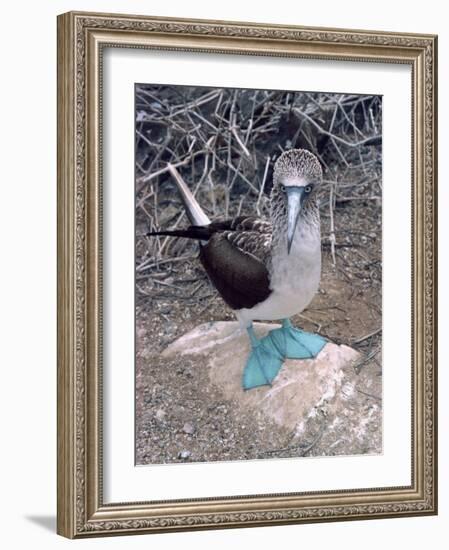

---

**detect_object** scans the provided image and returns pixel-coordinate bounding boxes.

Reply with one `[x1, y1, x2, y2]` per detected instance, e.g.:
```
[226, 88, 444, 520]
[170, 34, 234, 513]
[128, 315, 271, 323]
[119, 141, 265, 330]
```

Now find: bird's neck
[270, 196, 320, 250]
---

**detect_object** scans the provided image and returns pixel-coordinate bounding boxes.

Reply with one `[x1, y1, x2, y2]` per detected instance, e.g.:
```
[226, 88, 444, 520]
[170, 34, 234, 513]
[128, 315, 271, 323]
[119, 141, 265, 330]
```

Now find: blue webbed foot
[267, 319, 327, 360]
[242, 326, 284, 390]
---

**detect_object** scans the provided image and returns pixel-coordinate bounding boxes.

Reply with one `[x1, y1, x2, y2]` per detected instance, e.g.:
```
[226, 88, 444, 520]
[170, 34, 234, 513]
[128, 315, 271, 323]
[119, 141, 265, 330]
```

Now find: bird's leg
[246, 325, 260, 347]
[242, 324, 284, 390]
[265, 318, 327, 360]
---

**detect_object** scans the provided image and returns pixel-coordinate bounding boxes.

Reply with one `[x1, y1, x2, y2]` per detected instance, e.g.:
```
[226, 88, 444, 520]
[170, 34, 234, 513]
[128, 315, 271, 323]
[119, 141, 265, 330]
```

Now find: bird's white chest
[235, 225, 321, 326]
[270, 225, 321, 296]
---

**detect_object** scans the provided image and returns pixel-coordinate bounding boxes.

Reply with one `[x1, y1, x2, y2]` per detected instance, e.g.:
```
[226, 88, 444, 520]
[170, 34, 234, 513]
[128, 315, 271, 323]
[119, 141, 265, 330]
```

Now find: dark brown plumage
[199, 217, 272, 310]
[149, 216, 273, 310]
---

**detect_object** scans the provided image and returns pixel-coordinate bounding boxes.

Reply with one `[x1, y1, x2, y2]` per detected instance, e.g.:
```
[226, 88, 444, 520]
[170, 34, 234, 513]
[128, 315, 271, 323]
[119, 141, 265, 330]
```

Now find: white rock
[182, 422, 195, 435]
[178, 450, 191, 459]
[163, 321, 361, 433]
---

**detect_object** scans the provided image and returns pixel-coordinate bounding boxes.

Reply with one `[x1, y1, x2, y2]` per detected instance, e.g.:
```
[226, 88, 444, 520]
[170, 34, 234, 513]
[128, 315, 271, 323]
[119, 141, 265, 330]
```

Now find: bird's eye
[304, 185, 312, 193]
[280, 184, 287, 193]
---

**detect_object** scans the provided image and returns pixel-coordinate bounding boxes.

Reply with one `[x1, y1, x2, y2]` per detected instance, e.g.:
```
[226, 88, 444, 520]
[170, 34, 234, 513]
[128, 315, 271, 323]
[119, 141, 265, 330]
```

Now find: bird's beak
[286, 186, 305, 254]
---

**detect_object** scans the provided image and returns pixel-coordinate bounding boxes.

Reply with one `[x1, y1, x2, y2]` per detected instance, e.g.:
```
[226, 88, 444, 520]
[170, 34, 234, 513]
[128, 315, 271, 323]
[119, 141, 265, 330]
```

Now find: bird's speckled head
[270, 149, 322, 253]
[273, 148, 323, 190]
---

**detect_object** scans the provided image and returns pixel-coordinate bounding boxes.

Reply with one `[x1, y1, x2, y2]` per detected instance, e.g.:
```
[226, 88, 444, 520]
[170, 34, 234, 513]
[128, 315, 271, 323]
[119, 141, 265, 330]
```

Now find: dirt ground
[135, 200, 382, 465]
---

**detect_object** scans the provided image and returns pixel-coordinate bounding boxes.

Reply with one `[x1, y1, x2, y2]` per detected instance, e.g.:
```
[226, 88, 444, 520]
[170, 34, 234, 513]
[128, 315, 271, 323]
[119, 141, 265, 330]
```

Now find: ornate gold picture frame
[57, 11, 437, 538]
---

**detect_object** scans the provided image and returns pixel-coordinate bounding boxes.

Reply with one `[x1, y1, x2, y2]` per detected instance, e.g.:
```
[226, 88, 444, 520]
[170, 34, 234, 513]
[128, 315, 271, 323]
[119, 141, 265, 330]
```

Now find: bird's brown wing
[199, 219, 273, 311]
[209, 216, 272, 237]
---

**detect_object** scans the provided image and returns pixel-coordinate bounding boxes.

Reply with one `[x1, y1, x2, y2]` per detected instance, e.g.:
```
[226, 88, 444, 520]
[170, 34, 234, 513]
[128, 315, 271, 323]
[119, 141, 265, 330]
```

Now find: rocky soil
[136, 240, 382, 465]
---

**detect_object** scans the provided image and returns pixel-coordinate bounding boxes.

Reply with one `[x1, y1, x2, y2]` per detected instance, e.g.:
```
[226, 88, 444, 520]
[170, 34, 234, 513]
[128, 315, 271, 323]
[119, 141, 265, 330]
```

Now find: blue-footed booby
[148, 149, 327, 390]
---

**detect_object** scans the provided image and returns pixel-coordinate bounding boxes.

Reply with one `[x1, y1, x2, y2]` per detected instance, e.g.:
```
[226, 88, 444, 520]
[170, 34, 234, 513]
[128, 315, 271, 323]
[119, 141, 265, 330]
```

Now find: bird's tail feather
[167, 164, 211, 226]
[147, 226, 211, 241]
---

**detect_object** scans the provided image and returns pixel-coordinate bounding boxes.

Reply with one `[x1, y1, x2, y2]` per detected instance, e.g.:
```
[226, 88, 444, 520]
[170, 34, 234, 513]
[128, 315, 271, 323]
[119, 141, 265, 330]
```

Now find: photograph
[134, 83, 383, 465]
[55, 9, 437, 538]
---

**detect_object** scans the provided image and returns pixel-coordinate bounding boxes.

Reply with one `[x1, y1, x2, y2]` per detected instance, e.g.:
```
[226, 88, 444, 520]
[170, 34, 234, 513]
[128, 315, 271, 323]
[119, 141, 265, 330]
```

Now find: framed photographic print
[57, 11, 438, 538]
